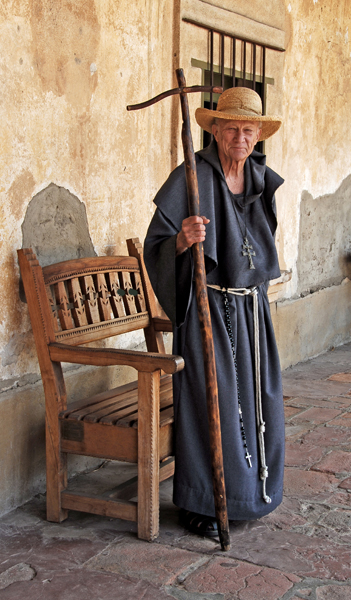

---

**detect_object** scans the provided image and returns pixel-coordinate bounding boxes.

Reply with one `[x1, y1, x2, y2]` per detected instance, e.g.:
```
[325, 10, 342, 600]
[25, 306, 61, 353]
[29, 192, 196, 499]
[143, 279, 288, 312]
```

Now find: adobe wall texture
[0, 0, 350, 513]
[176, 0, 351, 367]
[270, 0, 351, 366]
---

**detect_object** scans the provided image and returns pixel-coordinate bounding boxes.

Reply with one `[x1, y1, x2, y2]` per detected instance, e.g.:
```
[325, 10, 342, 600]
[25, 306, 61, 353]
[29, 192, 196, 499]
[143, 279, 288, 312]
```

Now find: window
[187, 22, 282, 152]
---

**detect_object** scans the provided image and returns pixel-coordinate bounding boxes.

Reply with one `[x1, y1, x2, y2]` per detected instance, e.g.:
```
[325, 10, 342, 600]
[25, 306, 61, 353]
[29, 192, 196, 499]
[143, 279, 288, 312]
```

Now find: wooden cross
[127, 69, 230, 552]
[242, 237, 256, 270]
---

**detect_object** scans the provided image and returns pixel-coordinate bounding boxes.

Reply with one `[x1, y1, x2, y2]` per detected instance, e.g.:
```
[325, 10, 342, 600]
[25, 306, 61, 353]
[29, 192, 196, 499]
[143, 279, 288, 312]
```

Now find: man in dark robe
[144, 87, 285, 537]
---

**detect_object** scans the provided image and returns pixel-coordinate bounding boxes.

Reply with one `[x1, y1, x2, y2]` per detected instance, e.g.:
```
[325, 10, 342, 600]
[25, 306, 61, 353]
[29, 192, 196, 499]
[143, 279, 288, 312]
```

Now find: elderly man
[144, 87, 285, 537]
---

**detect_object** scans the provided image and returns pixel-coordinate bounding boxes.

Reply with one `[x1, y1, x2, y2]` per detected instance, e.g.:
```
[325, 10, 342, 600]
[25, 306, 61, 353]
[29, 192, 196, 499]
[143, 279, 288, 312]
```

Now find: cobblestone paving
[1, 343, 351, 599]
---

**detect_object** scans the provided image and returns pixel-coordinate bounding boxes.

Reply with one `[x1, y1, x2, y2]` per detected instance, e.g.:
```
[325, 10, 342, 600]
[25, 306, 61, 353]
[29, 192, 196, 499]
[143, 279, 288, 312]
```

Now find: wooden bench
[18, 238, 182, 541]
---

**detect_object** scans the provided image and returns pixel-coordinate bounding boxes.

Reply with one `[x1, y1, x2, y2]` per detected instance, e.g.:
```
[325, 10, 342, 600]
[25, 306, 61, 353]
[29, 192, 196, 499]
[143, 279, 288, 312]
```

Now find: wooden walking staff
[127, 68, 230, 551]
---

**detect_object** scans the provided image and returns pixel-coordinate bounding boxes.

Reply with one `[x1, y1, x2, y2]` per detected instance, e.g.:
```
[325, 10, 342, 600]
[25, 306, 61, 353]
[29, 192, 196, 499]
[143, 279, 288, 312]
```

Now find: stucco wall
[0, 0, 177, 382]
[178, 0, 351, 367]
[274, 0, 351, 286]
[272, 0, 351, 365]
[0, 0, 177, 514]
[0, 0, 350, 514]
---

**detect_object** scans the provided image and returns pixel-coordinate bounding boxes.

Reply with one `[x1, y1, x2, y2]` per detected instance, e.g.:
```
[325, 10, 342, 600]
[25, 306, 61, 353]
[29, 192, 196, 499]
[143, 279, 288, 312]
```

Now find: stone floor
[1, 343, 351, 599]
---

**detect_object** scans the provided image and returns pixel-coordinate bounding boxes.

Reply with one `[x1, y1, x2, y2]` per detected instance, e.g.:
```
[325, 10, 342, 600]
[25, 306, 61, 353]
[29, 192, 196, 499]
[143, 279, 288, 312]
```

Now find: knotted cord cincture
[207, 283, 272, 504]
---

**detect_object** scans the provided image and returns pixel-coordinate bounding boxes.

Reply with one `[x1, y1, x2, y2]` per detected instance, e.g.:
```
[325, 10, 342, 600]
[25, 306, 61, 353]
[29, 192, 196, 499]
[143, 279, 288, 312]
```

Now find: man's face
[212, 119, 261, 163]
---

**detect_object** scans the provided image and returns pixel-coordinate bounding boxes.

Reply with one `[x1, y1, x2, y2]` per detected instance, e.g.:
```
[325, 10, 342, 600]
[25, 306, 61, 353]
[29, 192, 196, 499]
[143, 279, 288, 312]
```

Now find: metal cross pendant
[245, 451, 252, 468]
[241, 237, 256, 270]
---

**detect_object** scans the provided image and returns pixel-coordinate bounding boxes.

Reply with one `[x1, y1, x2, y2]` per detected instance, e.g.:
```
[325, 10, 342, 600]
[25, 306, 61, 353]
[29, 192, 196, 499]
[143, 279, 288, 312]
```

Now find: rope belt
[207, 284, 271, 504]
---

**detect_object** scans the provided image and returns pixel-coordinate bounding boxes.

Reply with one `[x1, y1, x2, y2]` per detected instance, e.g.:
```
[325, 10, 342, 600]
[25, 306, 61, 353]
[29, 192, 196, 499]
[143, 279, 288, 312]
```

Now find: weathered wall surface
[271, 0, 351, 365]
[0, 0, 350, 513]
[0, 0, 176, 515]
[274, 0, 351, 277]
[272, 279, 351, 367]
[0, 0, 175, 383]
[22, 183, 96, 268]
[178, 0, 351, 369]
[296, 178, 351, 295]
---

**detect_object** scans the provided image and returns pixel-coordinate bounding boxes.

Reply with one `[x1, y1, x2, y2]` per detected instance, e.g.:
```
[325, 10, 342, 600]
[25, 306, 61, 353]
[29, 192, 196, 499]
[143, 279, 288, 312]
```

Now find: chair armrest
[48, 342, 184, 374]
[152, 317, 173, 332]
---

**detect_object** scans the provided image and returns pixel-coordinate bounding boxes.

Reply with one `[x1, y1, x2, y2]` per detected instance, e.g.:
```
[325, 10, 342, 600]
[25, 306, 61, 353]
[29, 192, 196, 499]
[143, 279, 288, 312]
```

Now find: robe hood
[197, 142, 281, 207]
[153, 141, 284, 276]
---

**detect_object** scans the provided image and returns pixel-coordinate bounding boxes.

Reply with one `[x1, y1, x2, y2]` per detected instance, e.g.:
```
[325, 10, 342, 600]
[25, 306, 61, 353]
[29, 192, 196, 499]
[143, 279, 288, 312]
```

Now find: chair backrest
[18, 247, 152, 348]
[43, 255, 149, 345]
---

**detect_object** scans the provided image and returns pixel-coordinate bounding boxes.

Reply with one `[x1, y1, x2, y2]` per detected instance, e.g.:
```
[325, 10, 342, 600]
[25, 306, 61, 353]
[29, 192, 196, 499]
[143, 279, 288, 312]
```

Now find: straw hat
[195, 87, 282, 141]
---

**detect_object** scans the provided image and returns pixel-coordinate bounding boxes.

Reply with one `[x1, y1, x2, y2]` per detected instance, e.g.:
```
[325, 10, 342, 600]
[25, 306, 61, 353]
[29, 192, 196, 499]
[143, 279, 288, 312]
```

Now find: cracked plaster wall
[270, 0, 351, 365]
[0, 0, 174, 385]
[0, 0, 175, 515]
[178, 0, 351, 362]
[0, 0, 351, 513]
[273, 0, 351, 283]
[297, 177, 351, 296]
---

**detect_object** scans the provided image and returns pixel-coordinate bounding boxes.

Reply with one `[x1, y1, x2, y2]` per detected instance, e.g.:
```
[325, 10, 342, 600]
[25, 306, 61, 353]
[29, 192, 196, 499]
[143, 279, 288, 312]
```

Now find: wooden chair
[17, 238, 182, 541]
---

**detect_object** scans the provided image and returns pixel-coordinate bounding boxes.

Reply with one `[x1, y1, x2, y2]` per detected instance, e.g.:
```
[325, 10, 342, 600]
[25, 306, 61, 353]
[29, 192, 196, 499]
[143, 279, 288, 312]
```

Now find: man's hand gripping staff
[176, 216, 210, 256]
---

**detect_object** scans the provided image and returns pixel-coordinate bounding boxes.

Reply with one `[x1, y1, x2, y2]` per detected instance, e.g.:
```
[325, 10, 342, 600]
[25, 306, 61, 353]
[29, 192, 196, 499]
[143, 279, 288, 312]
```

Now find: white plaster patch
[288, 3, 291, 12]
[90, 62, 97, 74]
[313, 0, 318, 4]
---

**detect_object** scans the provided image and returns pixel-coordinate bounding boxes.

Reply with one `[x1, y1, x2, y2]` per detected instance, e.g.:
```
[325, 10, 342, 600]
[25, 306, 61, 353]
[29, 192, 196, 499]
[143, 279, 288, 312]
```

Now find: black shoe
[179, 509, 218, 538]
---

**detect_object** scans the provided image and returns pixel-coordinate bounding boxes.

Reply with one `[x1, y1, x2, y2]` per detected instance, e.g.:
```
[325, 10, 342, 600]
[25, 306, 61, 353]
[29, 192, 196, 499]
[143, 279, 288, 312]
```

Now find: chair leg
[45, 415, 68, 523]
[137, 370, 160, 541]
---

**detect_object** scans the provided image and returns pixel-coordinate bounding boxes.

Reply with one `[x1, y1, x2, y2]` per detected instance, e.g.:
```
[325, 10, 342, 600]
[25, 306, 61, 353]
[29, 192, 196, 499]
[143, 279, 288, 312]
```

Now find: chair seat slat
[84, 398, 138, 423]
[100, 402, 139, 425]
[60, 379, 139, 416]
[59, 375, 174, 428]
[105, 387, 173, 427]
[67, 395, 137, 422]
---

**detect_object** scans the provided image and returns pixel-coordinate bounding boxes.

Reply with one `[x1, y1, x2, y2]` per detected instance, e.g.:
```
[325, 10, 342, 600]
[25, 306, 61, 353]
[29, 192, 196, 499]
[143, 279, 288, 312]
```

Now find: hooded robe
[144, 140, 285, 520]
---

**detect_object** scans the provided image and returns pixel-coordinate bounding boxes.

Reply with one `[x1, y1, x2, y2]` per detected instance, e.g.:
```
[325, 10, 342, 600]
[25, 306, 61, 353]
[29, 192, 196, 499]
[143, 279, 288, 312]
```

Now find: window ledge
[182, 0, 286, 51]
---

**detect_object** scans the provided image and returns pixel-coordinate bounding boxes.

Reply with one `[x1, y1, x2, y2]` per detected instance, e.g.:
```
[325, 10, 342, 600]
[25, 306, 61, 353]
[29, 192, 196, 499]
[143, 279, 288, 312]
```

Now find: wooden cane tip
[219, 530, 231, 551]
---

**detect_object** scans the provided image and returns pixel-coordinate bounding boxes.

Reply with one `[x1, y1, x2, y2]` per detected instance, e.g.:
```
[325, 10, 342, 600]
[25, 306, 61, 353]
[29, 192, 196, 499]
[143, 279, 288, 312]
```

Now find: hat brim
[195, 108, 282, 141]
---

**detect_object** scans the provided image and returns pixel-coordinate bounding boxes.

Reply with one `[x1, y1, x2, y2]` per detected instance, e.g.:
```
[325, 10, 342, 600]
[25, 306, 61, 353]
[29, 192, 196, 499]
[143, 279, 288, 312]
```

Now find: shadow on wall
[296, 174, 351, 297]
[20, 182, 96, 301]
